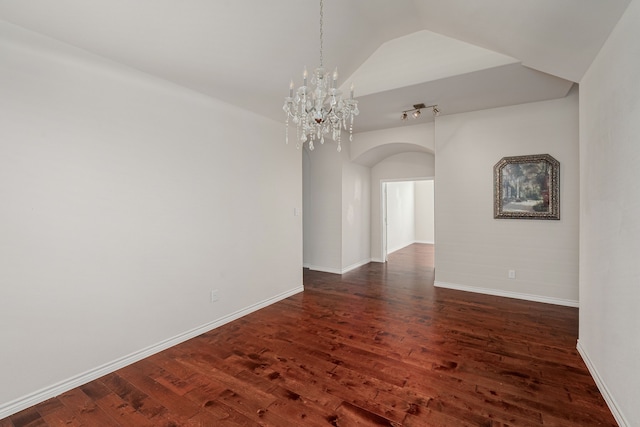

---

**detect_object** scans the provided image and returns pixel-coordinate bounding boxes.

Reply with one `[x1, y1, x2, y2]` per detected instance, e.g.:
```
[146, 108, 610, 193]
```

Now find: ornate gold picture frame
[494, 154, 560, 220]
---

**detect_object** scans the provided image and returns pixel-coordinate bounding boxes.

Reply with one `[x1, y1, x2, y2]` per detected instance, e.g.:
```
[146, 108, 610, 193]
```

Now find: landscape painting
[494, 154, 560, 220]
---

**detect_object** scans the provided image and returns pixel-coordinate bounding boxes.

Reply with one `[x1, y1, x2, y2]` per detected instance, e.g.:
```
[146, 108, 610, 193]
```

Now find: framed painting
[494, 154, 560, 220]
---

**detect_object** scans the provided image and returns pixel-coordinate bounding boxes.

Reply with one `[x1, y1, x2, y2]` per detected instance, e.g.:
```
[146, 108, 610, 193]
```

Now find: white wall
[0, 21, 302, 416]
[371, 152, 435, 261]
[303, 140, 370, 274]
[350, 123, 434, 164]
[434, 90, 579, 306]
[342, 157, 371, 271]
[415, 180, 435, 244]
[386, 181, 416, 253]
[302, 143, 342, 272]
[302, 149, 313, 266]
[578, 0, 640, 424]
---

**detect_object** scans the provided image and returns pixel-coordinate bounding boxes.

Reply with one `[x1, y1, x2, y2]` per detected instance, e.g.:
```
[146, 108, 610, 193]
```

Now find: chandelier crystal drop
[283, 0, 359, 153]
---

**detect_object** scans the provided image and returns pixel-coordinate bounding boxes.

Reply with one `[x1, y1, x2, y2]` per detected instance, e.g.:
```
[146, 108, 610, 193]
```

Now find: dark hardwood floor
[2, 244, 617, 426]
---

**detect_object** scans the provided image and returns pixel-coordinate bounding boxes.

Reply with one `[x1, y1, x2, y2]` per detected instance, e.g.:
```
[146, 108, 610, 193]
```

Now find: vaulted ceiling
[0, 0, 631, 133]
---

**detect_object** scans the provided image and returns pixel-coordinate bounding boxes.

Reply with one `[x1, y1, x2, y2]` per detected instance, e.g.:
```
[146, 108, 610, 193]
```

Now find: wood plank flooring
[2, 244, 617, 426]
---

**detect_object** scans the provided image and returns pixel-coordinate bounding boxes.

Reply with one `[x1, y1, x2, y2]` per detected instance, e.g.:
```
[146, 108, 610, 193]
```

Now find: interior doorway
[382, 179, 434, 261]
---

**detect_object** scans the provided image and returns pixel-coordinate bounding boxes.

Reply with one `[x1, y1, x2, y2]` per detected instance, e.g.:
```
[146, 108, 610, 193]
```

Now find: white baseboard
[341, 259, 372, 274]
[577, 341, 629, 426]
[371, 257, 385, 263]
[387, 241, 434, 256]
[387, 243, 412, 254]
[304, 264, 342, 274]
[434, 281, 579, 307]
[304, 259, 372, 274]
[0, 285, 304, 420]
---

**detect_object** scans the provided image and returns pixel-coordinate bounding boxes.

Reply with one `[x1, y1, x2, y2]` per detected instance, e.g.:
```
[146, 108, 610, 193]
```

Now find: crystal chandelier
[283, 0, 359, 153]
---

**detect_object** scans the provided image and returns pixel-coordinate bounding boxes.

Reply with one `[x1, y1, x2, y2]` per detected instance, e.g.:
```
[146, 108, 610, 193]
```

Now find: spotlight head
[401, 112, 408, 121]
[413, 109, 421, 118]
[432, 106, 440, 116]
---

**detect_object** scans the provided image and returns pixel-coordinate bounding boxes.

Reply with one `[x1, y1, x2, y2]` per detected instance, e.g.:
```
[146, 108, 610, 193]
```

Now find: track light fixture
[401, 103, 440, 121]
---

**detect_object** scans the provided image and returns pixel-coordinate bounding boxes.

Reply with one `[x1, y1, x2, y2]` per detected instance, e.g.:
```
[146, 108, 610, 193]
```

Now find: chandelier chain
[319, 0, 324, 67]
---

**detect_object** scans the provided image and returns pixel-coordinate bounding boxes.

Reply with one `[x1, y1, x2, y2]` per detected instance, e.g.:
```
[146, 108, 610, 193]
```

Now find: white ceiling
[0, 0, 631, 133]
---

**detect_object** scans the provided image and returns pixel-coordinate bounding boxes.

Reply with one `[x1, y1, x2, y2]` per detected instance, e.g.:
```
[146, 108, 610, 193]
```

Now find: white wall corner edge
[577, 341, 629, 427]
[0, 285, 304, 420]
[433, 281, 579, 308]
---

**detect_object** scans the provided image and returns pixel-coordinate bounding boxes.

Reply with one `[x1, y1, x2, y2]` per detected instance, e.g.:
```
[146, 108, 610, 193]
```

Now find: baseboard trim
[577, 341, 629, 426]
[341, 259, 372, 274]
[434, 281, 579, 307]
[0, 285, 304, 420]
[305, 264, 342, 274]
[387, 241, 434, 255]
[304, 259, 372, 275]
[387, 243, 412, 254]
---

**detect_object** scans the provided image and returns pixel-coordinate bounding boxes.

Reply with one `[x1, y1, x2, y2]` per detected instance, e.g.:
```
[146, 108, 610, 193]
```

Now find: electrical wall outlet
[210, 289, 219, 302]
[508, 270, 516, 279]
